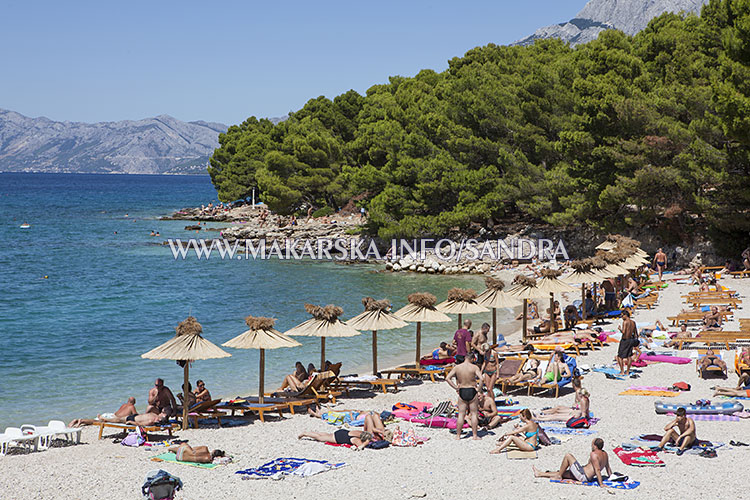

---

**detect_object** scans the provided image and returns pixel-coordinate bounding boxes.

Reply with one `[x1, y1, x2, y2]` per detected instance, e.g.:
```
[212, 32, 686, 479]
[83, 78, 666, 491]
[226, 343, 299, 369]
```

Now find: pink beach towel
[639, 354, 691, 364]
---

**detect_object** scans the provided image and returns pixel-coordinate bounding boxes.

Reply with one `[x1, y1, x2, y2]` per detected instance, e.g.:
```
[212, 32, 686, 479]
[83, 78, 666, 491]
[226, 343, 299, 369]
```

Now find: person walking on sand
[616, 310, 638, 376]
[655, 407, 696, 455]
[653, 248, 668, 282]
[446, 354, 482, 440]
[532, 438, 611, 487]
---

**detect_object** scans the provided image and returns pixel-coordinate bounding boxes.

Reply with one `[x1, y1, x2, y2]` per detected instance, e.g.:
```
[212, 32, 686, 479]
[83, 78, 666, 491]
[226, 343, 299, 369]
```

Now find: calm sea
[0, 172, 517, 428]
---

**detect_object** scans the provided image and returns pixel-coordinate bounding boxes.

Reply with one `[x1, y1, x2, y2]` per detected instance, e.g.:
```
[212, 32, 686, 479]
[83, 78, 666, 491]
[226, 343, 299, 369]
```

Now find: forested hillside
[209, 0, 750, 254]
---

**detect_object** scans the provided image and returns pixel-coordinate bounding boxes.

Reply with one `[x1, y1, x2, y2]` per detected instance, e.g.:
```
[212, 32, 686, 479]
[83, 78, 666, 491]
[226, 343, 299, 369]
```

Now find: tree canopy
[208, 0, 750, 255]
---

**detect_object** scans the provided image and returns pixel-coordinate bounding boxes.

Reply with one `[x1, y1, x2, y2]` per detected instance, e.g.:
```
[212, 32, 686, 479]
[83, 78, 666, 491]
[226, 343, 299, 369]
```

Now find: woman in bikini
[506, 358, 543, 385]
[481, 343, 499, 395]
[490, 409, 539, 454]
[168, 443, 225, 463]
[298, 429, 374, 451]
[535, 378, 590, 421]
[277, 362, 308, 391]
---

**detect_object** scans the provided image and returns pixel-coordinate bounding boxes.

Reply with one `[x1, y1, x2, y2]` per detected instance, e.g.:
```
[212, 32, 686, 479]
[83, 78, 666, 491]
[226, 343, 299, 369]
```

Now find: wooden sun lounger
[495, 358, 526, 393]
[381, 365, 451, 383]
[668, 311, 732, 326]
[695, 350, 728, 379]
[177, 399, 227, 428]
[333, 378, 400, 394]
[729, 270, 750, 278]
[94, 421, 177, 440]
[676, 332, 750, 350]
[686, 297, 742, 306]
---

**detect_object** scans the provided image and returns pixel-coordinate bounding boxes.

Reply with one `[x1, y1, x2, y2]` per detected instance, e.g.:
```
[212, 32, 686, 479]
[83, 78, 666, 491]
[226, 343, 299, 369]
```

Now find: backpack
[122, 427, 146, 447]
[566, 416, 590, 429]
[142, 469, 182, 500]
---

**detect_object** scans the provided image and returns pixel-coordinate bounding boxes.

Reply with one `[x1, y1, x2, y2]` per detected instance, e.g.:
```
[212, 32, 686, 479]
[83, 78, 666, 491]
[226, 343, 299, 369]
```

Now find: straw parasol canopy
[505, 275, 548, 341]
[477, 277, 520, 344]
[437, 288, 489, 328]
[536, 269, 578, 332]
[394, 292, 451, 364]
[222, 316, 301, 404]
[284, 304, 361, 369]
[141, 316, 231, 430]
[346, 298, 407, 375]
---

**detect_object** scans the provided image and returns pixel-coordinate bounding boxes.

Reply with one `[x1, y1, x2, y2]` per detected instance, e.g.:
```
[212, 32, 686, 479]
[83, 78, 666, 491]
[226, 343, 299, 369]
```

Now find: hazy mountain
[0, 109, 228, 174]
[514, 0, 709, 46]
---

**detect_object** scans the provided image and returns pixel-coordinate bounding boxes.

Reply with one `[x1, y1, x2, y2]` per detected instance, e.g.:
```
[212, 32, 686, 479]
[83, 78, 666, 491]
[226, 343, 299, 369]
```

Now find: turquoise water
[0, 173, 517, 428]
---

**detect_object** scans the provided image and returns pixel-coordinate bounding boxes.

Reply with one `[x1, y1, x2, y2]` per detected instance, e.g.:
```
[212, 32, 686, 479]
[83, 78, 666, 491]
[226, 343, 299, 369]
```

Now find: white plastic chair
[2, 427, 39, 453]
[47, 420, 82, 444]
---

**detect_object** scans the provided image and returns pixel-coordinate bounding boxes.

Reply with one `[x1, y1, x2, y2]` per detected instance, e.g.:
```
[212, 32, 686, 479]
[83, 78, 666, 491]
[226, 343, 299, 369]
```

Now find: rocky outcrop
[514, 0, 709, 46]
[0, 109, 227, 174]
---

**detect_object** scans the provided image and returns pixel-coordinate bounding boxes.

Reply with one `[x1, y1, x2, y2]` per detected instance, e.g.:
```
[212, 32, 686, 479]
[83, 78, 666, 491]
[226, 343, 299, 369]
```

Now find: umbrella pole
[549, 293, 555, 333]
[320, 337, 326, 371]
[372, 330, 378, 375]
[458, 313, 462, 329]
[182, 361, 189, 431]
[415, 322, 422, 365]
[492, 308, 497, 345]
[259, 348, 265, 404]
[522, 299, 528, 343]
[581, 284, 586, 321]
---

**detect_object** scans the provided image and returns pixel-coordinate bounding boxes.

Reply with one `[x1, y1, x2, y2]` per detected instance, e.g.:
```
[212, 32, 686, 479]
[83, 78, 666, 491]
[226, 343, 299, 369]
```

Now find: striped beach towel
[667, 413, 740, 422]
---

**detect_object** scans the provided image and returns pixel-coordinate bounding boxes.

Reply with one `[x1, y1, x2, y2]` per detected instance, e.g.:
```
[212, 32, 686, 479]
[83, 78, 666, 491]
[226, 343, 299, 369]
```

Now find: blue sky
[1, 1, 589, 125]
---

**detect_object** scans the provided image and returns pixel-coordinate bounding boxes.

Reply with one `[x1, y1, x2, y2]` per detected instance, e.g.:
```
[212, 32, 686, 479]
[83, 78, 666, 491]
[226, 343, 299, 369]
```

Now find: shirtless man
[477, 392, 505, 430]
[71, 397, 137, 424]
[653, 248, 668, 282]
[698, 348, 727, 375]
[655, 407, 696, 455]
[533, 438, 612, 487]
[664, 323, 691, 348]
[69, 408, 170, 428]
[702, 306, 723, 331]
[616, 310, 638, 375]
[446, 354, 482, 440]
[712, 373, 750, 398]
[601, 280, 616, 311]
[146, 378, 177, 416]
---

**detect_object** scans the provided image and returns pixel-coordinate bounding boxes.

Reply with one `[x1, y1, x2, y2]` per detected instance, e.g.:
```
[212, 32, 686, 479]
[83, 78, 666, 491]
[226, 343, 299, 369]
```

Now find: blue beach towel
[541, 426, 597, 436]
[236, 457, 346, 479]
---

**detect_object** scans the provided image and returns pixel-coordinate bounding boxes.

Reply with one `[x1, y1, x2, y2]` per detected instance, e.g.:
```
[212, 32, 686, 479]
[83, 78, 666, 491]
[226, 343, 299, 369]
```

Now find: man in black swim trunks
[617, 310, 638, 376]
[446, 353, 482, 440]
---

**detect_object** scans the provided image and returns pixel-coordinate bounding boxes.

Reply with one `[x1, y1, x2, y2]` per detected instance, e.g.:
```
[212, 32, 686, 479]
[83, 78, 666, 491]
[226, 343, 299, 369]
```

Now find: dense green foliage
[209, 0, 750, 254]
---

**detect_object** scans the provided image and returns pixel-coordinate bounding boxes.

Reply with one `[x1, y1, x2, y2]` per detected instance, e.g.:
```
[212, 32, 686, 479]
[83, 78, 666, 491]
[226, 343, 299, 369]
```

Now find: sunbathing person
[432, 342, 452, 359]
[177, 382, 196, 408]
[702, 306, 723, 331]
[712, 373, 750, 397]
[516, 301, 539, 320]
[532, 438, 611, 487]
[298, 429, 373, 451]
[534, 351, 571, 385]
[168, 443, 225, 463]
[655, 407, 696, 455]
[698, 349, 727, 375]
[664, 323, 691, 348]
[490, 409, 539, 454]
[70, 408, 170, 428]
[535, 378, 590, 421]
[193, 380, 211, 403]
[278, 362, 309, 391]
[563, 305, 579, 330]
[506, 358, 543, 385]
[146, 378, 177, 416]
[477, 392, 505, 430]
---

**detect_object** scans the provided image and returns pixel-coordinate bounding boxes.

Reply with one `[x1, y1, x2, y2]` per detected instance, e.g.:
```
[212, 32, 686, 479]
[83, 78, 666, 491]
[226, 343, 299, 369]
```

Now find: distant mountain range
[0, 109, 227, 174]
[514, 0, 709, 46]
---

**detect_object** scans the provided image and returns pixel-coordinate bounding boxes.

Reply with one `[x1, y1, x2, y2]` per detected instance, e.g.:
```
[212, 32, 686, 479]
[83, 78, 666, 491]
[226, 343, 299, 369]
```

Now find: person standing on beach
[653, 248, 668, 281]
[453, 319, 473, 364]
[601, 280, 616, 311]
[616, 310, 638, 375]
[446, 355, 482, 440]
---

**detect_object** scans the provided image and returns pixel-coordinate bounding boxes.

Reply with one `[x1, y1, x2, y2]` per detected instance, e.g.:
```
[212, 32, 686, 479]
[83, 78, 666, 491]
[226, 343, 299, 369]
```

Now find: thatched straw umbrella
[536, 269, 578, 332]
[141, 316, 231, 430]
[222, 316, 301, 404]
[437, 288, 489, 328]
[505, 276, 548, 342]
[563, 258, 607, 320]
[346, 298, 407, 375]
[394, 292, 451, 364]
[476, 277, 520, 344]
[284, 304, 361, 369]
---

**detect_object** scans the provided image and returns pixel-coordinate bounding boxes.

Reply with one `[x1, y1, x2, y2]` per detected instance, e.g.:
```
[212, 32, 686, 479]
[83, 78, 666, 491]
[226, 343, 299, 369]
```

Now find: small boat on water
[20, 223, 31, 229]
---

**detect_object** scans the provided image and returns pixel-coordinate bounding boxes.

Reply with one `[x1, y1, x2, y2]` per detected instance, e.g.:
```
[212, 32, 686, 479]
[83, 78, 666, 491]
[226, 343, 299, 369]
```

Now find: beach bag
[390, 427, 419, 447]
[122, 427, 146, 447]
[142, 469, 182, 500]
[537, 427, 552, 446]
[367, 439, 390, 449]
[566, 416, 590, 429]
[672, 382, 691, 391]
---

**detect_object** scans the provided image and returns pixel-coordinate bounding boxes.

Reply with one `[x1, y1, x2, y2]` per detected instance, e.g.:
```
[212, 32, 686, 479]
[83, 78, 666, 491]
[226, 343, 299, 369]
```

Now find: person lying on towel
[533, 438, 611, 487]
[168, 443, 225, 463]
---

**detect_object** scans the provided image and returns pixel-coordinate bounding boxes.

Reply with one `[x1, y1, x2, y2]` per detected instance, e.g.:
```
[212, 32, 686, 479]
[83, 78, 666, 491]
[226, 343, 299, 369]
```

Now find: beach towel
[506, 449, 537, 459]
[236, 457, 346, 479]
[151, 452, 222, 469]
[541, 426, 596, 436]
[613, 447, 665, 467]
[619, 390, 679, 397]
[550, 479, 640, 489]
[667, 413, 740, 422]
[639, 353, 691, 364]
